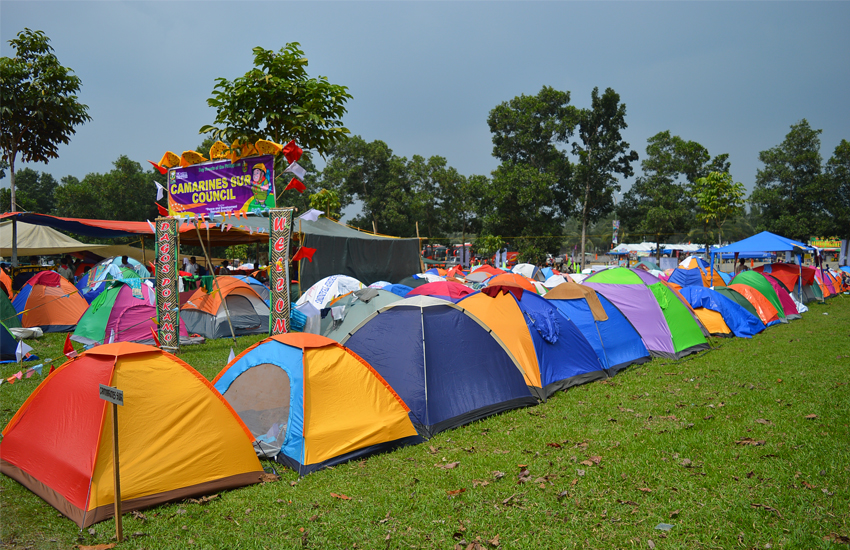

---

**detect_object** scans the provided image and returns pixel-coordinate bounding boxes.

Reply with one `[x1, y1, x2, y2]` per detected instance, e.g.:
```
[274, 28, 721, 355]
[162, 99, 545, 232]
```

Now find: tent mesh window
[225, 364, 291, 451]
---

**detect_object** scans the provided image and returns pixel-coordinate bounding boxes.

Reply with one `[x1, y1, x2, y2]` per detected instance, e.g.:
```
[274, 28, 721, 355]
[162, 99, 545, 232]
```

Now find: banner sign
[155, 217, 180, 352]
[167, 155, 276, 218]
[269, 208, 294, 335]
[809, 237, 840, 250]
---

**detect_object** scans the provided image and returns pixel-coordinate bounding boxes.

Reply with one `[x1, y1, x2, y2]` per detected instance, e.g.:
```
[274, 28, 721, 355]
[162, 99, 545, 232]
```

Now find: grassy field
[1, 296, 849, 549]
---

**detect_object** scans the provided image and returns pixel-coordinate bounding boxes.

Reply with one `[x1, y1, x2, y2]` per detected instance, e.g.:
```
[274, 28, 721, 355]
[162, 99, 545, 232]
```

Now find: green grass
[2, 297, 849, 549]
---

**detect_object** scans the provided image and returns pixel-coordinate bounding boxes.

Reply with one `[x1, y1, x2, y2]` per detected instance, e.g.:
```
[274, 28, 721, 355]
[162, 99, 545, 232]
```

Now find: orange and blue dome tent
[12, 271, 88, 332]
[459, 286, 606, 399]
[213, 333, 423, 475]
[667, 257, 727, 288]
[0, 343, 263, 528]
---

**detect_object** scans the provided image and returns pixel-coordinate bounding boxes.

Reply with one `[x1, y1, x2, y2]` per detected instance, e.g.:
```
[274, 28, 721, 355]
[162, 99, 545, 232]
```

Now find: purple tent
[583, 282, 677, 358]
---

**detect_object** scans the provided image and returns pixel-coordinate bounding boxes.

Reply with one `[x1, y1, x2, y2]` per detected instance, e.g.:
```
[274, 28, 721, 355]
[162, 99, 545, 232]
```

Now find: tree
[571, 87, 638, 269]
[7, 168, 58, 213]
[309, 189, 341, 220]
[1, 28, 91, 264]
[485, 86, 577, 262]
[53, 156, 158, 222]
[692, 171, 746, 246]
[749, 119, 825, 241]
[618, 131, 727, 259]
[200, 43, 352, 159]
[317, 136, 414, 236]
[822, 139, 850, 240]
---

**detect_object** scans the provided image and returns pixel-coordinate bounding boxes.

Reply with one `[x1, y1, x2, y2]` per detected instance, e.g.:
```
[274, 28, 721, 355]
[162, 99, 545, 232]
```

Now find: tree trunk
[10, 154, 17, 267]
[580, 179, 591, 271]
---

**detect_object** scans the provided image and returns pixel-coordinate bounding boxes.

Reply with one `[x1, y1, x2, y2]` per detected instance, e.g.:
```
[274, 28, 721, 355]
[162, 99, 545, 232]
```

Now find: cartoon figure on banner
[251, 162, 275, 209]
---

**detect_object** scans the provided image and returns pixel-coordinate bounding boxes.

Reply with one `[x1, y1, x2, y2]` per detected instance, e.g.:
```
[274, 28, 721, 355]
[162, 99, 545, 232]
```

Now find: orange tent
[180, 276, 270, 339]
[11, 271, 88, 332]
[1, 343, 263, 527]
[487, 273, 537, 293]
[728, 284, 781, 326]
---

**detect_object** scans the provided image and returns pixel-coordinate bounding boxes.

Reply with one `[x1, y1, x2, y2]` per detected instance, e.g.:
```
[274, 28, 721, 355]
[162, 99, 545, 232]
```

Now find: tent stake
[194, 221, 237, 344]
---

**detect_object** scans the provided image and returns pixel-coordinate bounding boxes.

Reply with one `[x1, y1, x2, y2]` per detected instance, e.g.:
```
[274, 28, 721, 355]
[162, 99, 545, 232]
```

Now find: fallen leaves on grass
[735, 438, 766, 446]
[805, 414, 818, 420]
[823, 533, 850, 544]
[330, 493, 352, 500]
[259, 472, 280, 483]
[187, 494, 219, 505]
[447, 488, 466, 497]
[638, 487, 653, 493]
[751, 503, 783, 518]
[77, 545, 116, 550]
[131, 510, 147, 521]
[670, 509, 681, 518]
[754, 418, 772, 425]
[680, 459, 692, 468]
[546, 442, 562, 448]
[435, 461, 460, 470]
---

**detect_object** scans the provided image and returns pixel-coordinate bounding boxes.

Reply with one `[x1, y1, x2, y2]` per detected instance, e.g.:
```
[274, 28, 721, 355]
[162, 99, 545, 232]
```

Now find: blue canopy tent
[710, 232, 816, 300]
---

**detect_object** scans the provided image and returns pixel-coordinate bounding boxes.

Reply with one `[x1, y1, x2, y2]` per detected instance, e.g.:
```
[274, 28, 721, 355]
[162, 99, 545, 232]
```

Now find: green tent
[729, 271, 786, 321]
[0, 289, 21, 329]
[585, 267, 708, 358]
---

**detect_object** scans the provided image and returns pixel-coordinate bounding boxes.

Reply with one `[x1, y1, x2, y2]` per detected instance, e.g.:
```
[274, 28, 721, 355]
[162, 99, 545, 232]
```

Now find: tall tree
[318, 136, 414, 236]
[618, 131, 727, 259]
[822, 139, 850, 240]
[571, 87, 638, 269]
[6, 168, 58, 213]
[200, 42, 351, 163]
[692, 171, 746, 246]
[485, 86, 577, 262]
[1, 28, 91, 264]
[53, 156, 158, 222]
[749, 119, 826, 241]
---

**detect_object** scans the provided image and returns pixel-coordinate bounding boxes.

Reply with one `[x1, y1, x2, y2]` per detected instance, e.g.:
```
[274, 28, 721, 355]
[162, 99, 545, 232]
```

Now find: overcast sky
[2, 1, 849, 219]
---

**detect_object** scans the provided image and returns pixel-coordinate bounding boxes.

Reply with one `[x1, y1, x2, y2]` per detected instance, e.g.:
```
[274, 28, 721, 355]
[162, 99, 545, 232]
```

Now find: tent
[320, 288, 402, 341]
[181, 276, 270, 339]
[232, 274, 270, 304]
[341, 296, 538, 438]
[76, 256, 151, 304]
[12, 271, 88, 332]
[72, 281, 194, 346]
[1, 322, 17, 360]
[667, 257, 726, 288]
[0, 343, 263, 528]
[512, 263, 546, 281]
[487, 273, 539, 293]
[730, 271, 795, 321]
[678, 287, 765, 339]
[213, 333, 423, 474]
[726, 284, 782, 326]
[544, 282, 650, 375]
[584, 268, 709, 360]
[296, 275, 365, 311]
[407, 280, 474, 303]
[758, 273, 803, 320]
[755, 263, 822, 304]
[1, 288, 21, 329]
[459, 286, 606, 399]
[293, 217, 422, 290]
[0, 220, 108, 256]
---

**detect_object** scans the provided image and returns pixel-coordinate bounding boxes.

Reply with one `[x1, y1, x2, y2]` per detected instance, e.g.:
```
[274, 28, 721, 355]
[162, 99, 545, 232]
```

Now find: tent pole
[140, 236, 146, 268]
[416, 221, 425, 273]
[194, 221, 237, 344]
[297, 218, 302, 298]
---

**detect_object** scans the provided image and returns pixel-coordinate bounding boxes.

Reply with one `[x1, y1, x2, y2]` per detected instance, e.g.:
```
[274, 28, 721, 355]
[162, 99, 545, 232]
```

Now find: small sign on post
[99, 384, 124, 542]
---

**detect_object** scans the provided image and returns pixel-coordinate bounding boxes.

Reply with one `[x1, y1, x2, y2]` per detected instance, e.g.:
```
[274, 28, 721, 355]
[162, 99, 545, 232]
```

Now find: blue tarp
[343, 298, 537, 437]
[712, 232, 814, 255]
[679, 287, 765, 339]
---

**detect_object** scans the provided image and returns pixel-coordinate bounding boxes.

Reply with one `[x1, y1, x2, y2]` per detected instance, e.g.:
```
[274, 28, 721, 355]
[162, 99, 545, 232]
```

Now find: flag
[16, 340, 33, 363]
[108, 330, 115, 344]
[292, 246, 317, 263]
[284, 178, 306, 193]
[282, 140, 303, 164]
[154, 181, 166, 200]
[32, 364, 43, 375]
[146, 219, 156, 233]
[148, 160, 168, 175]
[49, 364, 55, 374]
[283, 162, 307, 180]
[227, 347, 235, 364]
[156, 202, 168, 216]
[149, 327, 160, 346]
[299, 209, 323, 222]
[64, 333, 78, 359]
[25, 369, 34, 378]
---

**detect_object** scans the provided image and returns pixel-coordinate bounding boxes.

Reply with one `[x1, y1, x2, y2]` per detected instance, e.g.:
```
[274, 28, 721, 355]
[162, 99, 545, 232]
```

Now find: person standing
[57, 256, 74, 281]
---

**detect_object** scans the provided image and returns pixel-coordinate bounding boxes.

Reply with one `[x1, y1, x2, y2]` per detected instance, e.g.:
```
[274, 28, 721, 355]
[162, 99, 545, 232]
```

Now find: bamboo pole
[416, 222, 425, 273]
[194, 221, 237, 343]
[112, 402, 123, 542]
